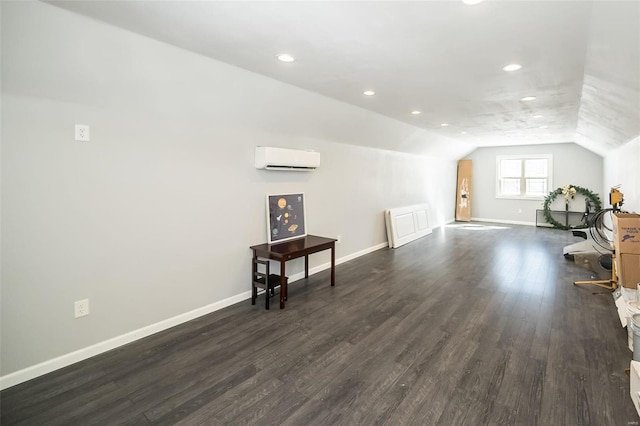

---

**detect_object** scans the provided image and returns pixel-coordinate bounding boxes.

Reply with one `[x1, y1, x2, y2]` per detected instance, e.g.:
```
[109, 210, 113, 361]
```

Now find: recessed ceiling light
[440, 123, 449, 127]
[521, 96, 536, 101]
[462, 0, 484, 5]
[411, 110, 421, 115]
[539, 125, 548, 129]
[461, 131, 467, 135]
[533, 114, 544, 118]
[363, 90, 375, 96]
[503, 64, 522, 72]
[277, 54, 295, 63]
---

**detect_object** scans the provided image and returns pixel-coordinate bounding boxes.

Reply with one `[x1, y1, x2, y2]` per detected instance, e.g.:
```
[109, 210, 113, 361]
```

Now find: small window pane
[526, 178, 547, 196]
[496, 154, 551, 198]
[500, 159, 521, 177]
[525, 159, 548, 178]
[500, 179, 521, 195]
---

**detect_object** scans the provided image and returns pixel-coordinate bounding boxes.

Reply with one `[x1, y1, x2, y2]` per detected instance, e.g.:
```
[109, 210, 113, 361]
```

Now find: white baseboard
[471, 217, 536, 227]
[0, 291, 250, 391]
[337, 241, 389, 265]
[0, 241, 389, 390]
[287, 241, 388, 283]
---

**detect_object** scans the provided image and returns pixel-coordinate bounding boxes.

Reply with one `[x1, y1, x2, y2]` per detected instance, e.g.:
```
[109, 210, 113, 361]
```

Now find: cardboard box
[618, 253, 640, 289]
[613, 213, 640, 255]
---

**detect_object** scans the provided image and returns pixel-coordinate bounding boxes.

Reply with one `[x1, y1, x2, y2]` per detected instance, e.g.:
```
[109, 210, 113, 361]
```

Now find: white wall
[604, 136, 640, 212]
[0, 2, 458, 383]
[464, 143, 604, 224]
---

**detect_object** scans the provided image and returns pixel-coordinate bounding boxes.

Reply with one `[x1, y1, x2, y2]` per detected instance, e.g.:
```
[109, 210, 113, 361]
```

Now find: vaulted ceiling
[49, 0, 640, 157]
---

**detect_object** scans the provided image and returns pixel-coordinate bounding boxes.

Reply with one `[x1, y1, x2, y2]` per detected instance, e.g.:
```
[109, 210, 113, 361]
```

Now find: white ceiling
[48, 0, 640, 157]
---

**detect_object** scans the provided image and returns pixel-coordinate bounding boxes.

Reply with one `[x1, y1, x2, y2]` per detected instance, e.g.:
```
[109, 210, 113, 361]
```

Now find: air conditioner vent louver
[255, 147, 320, 171]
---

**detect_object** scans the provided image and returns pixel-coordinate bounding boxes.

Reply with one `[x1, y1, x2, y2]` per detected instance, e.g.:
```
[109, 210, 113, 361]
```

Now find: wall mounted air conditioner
[255, 147, 320, 171]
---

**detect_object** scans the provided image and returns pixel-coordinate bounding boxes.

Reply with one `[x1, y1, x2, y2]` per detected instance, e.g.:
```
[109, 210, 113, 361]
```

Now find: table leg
[280, 259, 287, 309]
[331, 243, 335, 286]
[305, 255, 309, 278]
[251, 252, 257, 305]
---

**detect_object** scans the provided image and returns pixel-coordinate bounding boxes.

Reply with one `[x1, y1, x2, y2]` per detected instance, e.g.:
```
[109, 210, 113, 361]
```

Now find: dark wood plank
[2, 223, 638, 425]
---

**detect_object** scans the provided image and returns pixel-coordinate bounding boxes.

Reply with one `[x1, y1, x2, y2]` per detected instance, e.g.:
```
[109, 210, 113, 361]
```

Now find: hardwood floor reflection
[1, 223, 637, 425]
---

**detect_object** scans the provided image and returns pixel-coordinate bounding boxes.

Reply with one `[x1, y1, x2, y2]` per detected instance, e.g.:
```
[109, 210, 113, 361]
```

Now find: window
[496, 154, 552, 199]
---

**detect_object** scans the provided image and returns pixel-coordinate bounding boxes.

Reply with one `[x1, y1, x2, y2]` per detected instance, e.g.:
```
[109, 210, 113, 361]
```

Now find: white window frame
[496, 154, 553, 200]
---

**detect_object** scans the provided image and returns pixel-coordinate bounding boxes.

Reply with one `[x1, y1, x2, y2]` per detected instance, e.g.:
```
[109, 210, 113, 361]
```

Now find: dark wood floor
[2, 223, 638, 425]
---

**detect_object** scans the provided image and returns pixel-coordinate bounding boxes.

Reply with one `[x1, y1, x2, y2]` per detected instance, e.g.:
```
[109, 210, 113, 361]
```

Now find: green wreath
[542, 185, 602, 230]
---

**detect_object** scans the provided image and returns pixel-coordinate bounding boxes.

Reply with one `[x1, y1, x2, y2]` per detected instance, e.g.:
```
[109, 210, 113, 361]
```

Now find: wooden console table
[250, 235, 337, 309]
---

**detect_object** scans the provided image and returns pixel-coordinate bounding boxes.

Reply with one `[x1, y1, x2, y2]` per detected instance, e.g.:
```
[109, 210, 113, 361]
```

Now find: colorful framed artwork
[266, 193, 307, 244]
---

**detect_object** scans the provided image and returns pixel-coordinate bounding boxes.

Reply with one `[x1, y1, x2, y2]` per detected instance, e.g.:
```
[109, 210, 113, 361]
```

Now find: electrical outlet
[74, 299, 89, 318]
[75, 124, 90, 141]
[337, 235, 342, 244]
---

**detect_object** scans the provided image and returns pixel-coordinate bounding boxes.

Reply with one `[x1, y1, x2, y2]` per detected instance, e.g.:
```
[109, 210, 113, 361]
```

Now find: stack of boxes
[611, 213, 640, 417]
[613, 213, 640, 288]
